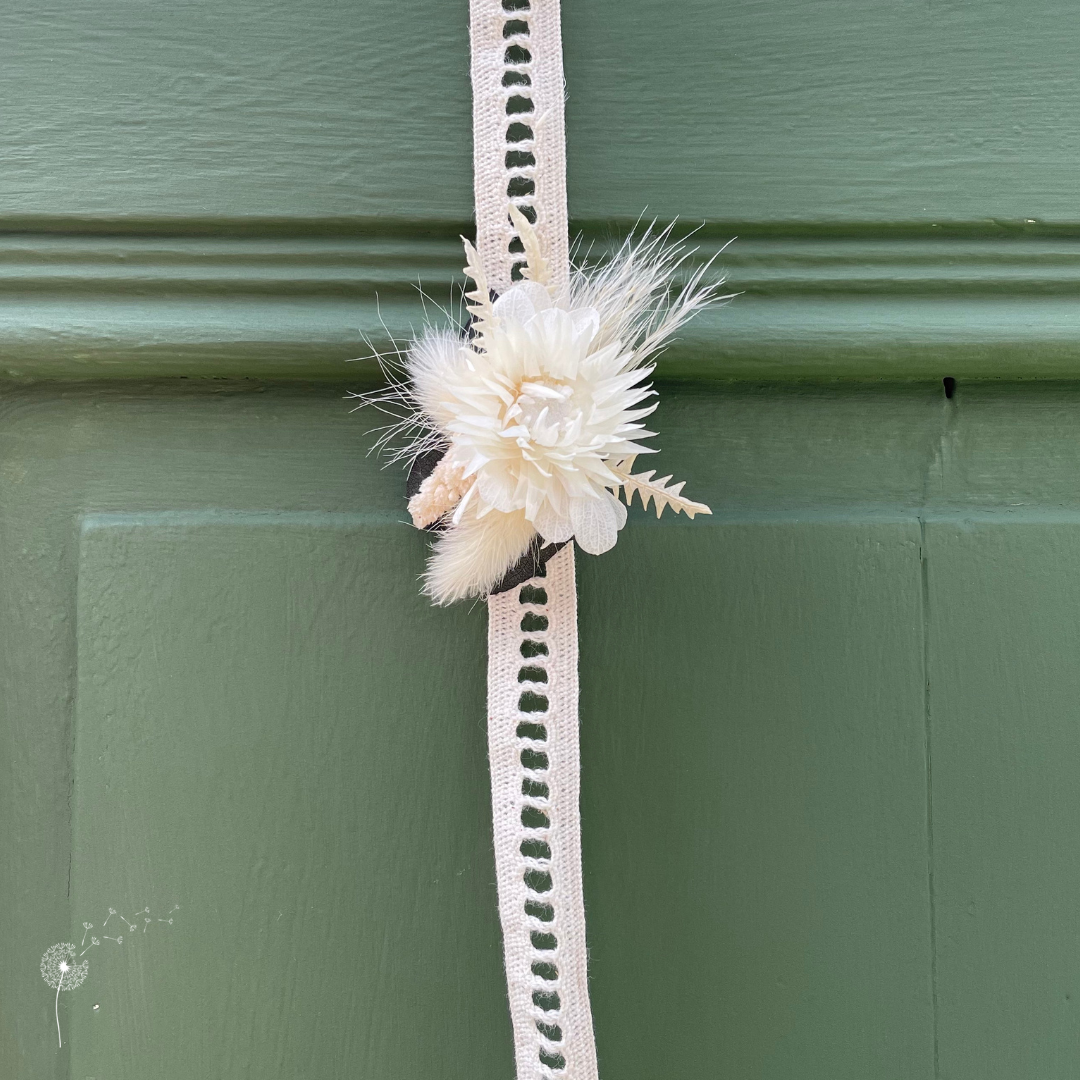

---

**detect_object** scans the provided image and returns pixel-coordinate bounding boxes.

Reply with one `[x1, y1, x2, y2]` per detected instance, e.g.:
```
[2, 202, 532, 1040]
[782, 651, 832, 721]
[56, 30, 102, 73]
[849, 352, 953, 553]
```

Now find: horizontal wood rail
[3, 217, 1080, 381]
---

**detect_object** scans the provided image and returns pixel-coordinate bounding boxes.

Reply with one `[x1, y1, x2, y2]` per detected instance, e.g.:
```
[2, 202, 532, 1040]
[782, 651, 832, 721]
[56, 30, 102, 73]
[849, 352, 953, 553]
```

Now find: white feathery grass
[423, 505, 536, 606]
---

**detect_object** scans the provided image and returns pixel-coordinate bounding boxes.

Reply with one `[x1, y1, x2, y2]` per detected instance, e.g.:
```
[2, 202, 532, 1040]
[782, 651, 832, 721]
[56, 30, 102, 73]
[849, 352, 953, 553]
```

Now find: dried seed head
[407, 456, 471, 530]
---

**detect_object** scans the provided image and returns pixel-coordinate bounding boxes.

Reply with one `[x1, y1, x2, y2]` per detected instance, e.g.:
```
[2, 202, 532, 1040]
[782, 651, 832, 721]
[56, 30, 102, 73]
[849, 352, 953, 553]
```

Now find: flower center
[508, 378, 580, 441]
[59, 962, 70, 972]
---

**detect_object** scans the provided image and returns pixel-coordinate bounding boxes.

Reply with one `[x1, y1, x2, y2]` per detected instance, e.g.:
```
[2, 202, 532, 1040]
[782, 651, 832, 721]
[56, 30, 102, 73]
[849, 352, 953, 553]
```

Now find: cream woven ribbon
[471, 2, 599, 1077]
[487, 549, 596, 1079]
[469, 0, 569, 296]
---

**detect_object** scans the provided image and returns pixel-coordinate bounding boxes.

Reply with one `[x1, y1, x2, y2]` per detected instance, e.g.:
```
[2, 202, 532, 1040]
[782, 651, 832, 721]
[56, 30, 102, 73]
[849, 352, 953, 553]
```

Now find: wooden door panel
[927, 520, 1080, 1080]
[72, 513, 504, 1079]
[67, 511, 933, 1079]
[580, 522, 933, 1080]
[7, 382, 1072, 1077]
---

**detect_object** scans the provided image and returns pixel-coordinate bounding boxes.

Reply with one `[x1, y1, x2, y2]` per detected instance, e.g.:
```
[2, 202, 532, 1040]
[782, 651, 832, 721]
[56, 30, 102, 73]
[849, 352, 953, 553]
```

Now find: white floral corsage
[360, 207, 725, 605]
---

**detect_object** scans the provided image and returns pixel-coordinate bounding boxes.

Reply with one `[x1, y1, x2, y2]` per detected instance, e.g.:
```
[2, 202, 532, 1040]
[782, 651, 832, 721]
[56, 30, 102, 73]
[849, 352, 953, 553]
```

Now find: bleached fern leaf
[610, 455, 712, 519]
[508, 203, 551, 289]
[461, 237, 498, 346]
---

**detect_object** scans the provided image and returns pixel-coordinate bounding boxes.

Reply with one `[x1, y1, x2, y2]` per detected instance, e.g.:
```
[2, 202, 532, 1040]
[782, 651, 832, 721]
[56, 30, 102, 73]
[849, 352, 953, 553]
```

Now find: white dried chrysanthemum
[359, 209, 726, 605]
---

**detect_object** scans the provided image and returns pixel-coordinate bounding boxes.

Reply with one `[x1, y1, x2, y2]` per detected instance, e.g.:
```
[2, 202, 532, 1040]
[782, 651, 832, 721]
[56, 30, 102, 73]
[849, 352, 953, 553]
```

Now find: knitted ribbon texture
[469, 0, 569, 295]
[487, 549, 596, 1079]
[471, 2, 599, 1077]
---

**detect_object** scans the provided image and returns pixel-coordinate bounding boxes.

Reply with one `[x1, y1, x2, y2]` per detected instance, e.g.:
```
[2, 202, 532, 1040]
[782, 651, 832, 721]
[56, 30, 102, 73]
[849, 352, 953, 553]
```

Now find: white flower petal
[450, 481, 478, 525]
[609, 489, 628, 531]
[568, 307, 601, 344]
[477, 469, 518, 514]
[533, 500, 575, 544]
[493, 280, 552, 323]
[569, 493, 621, 555]
[527, 307, 600, 374]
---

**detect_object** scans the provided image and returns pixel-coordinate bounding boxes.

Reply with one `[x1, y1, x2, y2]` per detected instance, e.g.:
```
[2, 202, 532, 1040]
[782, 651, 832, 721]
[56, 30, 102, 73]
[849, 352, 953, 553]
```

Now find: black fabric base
[488, 535, 569, 594]
[405, 448, 448, 507]
[405, 448, 567, 594]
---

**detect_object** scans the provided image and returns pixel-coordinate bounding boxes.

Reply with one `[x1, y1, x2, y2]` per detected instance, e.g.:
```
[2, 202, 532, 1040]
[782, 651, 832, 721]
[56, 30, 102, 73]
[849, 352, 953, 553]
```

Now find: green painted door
[4, 3, 1080, 1079]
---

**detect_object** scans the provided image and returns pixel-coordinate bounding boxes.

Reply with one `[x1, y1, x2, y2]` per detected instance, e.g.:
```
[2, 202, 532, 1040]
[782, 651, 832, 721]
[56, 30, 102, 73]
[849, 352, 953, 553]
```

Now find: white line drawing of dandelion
[40, 901, 176, 1046]
[40, 943, 88, 1048]
[110, 909, 138, 931]
[103, 907, 131, 929]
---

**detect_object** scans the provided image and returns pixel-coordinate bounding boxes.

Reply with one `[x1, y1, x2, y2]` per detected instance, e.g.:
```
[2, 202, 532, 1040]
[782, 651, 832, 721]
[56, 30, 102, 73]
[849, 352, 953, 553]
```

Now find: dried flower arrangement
[360, 207, 726, 605]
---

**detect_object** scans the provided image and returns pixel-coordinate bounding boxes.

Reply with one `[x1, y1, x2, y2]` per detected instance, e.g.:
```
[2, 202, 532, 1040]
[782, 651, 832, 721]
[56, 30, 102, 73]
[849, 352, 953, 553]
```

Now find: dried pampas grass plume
[423, 505, 537, 606]
[354, 212, 728, 605]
